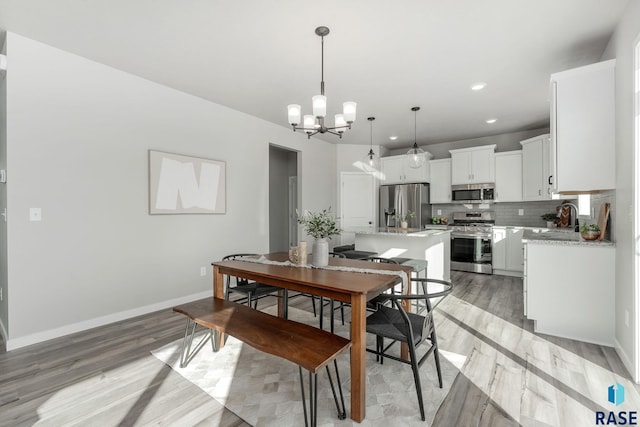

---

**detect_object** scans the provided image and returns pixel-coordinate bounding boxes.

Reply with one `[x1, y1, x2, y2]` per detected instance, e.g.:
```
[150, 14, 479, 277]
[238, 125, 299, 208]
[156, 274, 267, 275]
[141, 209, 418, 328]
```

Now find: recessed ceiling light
[389, 136, 398, 141]
[471, 82, 487, 91]
[486, 118, 497, 124]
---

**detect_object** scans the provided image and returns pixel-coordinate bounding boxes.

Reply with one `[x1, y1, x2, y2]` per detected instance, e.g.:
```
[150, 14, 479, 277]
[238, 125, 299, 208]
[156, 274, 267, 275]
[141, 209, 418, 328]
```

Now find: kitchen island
[523, 229, 615, 346]
[354, 228, 451, 281]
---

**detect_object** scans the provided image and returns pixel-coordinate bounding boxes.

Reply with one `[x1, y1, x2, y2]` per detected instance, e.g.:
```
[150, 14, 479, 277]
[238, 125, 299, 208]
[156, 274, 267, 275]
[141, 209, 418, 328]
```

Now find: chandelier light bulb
[312, 95, 327, 118]
[303, 115, 316, 134]
[287, 104, 301, 126]
[343, 102, 357, 123]
[335, 114, 347, 131]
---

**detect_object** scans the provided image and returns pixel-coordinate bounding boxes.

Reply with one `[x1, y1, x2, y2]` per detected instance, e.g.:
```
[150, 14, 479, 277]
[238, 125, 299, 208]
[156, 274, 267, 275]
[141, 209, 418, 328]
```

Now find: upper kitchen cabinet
[521, 134, 553, 201]
[550, 59, 615, 192]
[449, 145, 496, 185]
[429, 158, 452, 204]
[380, 153, 433, 184]
[494, 151, 522, 202]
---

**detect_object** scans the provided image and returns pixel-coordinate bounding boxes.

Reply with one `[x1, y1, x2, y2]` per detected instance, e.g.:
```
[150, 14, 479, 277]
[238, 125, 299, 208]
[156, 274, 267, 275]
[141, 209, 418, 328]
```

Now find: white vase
[401, 221, 408, 229]
[312, 238, 329, 267]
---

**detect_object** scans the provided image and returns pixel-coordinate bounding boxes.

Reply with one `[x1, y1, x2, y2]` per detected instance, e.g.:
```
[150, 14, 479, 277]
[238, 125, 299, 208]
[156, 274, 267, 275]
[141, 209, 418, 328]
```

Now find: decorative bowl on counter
[581, 231, 600, 240]
[580, 224, 601, 241]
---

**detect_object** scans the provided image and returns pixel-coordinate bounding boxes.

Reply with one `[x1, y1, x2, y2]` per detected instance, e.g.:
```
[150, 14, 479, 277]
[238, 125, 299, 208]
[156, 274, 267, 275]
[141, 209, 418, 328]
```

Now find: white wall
[3, 32, 336, 349]
[603, 0, 640, 380]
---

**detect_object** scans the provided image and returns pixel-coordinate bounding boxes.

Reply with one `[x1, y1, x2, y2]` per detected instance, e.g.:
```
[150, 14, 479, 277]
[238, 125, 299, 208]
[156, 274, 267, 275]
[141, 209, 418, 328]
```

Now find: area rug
[152, 307, 458, 426]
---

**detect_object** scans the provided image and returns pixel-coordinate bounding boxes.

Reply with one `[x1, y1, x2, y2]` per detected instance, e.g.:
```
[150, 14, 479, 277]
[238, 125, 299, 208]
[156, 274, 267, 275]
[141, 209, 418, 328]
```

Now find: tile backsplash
[431, 190, 615, 240]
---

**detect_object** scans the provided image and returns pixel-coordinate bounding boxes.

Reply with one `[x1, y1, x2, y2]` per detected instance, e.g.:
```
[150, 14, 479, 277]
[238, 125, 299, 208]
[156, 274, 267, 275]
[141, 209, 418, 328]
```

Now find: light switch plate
[437, 209, 442, 215]
[30, 208, 42, 221]
[518, 209, 524, 216]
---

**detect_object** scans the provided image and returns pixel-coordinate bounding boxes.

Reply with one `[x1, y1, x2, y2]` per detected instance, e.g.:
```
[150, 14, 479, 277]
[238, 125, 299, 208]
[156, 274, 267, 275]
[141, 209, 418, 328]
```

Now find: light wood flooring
[0, 272, 637, 426]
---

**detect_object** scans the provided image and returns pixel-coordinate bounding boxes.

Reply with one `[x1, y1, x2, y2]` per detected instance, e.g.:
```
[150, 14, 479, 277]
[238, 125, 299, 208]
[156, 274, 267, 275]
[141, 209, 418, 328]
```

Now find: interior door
[340, 172, 375, 231]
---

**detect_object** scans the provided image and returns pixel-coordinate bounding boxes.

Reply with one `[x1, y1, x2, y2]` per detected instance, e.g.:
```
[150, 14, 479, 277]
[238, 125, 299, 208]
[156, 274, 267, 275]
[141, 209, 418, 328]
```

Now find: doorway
[269, 145, 299, 253]
[339, 172, 376, 245]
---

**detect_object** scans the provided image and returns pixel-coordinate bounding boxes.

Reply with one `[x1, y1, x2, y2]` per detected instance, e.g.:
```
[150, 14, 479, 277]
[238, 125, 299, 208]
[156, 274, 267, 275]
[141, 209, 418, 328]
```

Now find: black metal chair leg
[330, 299, 335, 333]
[409, 344, 426, 422]
[319, 297, 324, 330]
[431, 330, 444, 387]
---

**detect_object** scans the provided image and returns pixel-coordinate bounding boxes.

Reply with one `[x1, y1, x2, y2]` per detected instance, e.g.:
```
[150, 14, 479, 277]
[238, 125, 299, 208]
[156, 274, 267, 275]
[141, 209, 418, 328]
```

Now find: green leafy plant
[402, 210, 416, 222]
[297, 207, 342, 239]
[580, 223, 601, 233]
[541, 213, 557, 221]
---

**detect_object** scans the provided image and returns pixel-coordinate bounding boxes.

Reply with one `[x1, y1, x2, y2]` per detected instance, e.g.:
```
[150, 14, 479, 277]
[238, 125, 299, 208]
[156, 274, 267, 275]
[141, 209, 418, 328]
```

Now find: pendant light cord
[320, 35, 325, 96]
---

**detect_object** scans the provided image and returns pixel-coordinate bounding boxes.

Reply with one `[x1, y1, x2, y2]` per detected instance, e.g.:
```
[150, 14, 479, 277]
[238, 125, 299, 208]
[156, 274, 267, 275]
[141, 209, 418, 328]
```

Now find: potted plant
[297, 207, 341, 266]
[400, 210, 416, 228]
[580, 223, 601, 240]
[541, 213, 557, 228]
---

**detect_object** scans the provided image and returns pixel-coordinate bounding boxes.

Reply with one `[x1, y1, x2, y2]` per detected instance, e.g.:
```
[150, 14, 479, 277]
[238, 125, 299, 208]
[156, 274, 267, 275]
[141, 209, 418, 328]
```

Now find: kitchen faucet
[558, 202, 580, 232]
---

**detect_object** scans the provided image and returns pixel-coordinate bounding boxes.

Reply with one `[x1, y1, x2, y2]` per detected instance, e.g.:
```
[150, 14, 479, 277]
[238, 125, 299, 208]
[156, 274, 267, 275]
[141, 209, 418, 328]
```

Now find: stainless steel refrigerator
[379, 183, 431, 229]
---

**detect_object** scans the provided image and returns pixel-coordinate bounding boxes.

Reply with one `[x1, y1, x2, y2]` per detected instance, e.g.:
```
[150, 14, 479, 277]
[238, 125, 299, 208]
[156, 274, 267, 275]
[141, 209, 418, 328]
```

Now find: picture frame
[148, 150, 226, 214]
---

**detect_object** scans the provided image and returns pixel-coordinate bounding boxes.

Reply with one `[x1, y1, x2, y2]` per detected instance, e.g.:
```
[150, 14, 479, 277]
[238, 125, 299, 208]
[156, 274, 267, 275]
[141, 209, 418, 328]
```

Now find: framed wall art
[148, 150, 226, 214]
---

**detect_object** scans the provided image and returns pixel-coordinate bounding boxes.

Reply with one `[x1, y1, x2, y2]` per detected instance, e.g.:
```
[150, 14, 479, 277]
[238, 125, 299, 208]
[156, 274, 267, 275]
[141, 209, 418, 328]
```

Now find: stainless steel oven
[449, 211, 495, 274]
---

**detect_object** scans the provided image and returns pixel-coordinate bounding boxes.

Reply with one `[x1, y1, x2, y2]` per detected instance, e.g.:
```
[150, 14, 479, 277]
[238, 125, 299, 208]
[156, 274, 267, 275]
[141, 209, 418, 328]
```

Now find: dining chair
[323, 256, 399, 332]
[221, 253, 282, 309]
[364, 257, 400, 310]
[317, 252, 347, 331]
[365, 277, 453, 421]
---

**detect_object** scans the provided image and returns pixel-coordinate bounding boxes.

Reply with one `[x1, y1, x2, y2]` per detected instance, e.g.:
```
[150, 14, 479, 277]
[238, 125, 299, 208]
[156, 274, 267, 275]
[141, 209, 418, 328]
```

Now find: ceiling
[0, 0, 630, 149]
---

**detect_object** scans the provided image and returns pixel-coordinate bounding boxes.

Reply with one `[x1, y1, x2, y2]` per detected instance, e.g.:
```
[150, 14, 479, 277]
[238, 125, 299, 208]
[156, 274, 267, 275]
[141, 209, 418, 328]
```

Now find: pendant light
[406, 106, 426, 169]
[366, 117, 379, 170]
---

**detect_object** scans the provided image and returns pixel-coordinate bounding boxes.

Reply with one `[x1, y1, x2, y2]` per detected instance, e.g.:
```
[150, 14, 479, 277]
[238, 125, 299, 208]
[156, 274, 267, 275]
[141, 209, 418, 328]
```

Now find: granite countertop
[353, 227, 451, 237]
[522, 229, 615, 247]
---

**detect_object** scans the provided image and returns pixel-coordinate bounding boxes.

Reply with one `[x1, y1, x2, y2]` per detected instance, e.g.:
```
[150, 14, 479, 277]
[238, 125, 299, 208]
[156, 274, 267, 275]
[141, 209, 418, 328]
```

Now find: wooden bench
[173, 297, 351, 426]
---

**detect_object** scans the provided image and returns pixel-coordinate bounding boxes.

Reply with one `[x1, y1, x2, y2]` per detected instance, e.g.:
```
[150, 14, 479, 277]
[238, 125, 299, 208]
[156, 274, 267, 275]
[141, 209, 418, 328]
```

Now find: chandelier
[406, 106, 426, 169]
[287, 26, 356, 139]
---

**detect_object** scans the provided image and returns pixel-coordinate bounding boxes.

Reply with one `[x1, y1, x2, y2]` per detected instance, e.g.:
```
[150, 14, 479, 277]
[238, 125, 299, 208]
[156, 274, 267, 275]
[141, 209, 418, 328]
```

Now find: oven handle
[451, 233, 492, 239]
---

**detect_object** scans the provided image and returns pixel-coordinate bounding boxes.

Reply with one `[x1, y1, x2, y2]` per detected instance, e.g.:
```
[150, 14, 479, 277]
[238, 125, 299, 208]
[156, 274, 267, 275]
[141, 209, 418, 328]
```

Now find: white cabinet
[380, 153, 432, 184]
[521, 134, 553, 201]
[429, 159, 451, 204]
[525, 242, 615, 345]
[494, 151, 522, 202]
[492, 227, 524, 276]
[551, 59, 615, 192]
[449, 145, 496, 185]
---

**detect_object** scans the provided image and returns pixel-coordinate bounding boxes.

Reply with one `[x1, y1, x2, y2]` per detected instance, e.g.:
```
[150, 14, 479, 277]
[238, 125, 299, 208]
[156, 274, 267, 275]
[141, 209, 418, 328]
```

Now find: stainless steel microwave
[451, 183, 495, 204]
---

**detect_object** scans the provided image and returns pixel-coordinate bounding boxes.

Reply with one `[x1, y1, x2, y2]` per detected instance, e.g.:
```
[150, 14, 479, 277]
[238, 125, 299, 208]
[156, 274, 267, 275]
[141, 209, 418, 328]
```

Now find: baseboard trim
[492, 269, 524, 278]
[614, 337, 638, 382]
[5, 290, 212, 351]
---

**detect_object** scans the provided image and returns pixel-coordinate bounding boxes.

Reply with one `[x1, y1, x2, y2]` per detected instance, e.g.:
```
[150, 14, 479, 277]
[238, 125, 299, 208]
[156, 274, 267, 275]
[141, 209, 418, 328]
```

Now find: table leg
[213, 265, 226, 348]
[350, 294, 366, 422]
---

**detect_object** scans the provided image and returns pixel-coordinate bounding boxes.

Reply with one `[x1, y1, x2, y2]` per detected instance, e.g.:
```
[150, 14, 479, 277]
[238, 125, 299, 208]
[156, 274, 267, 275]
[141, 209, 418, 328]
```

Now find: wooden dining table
[211, 252, 413, 423]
